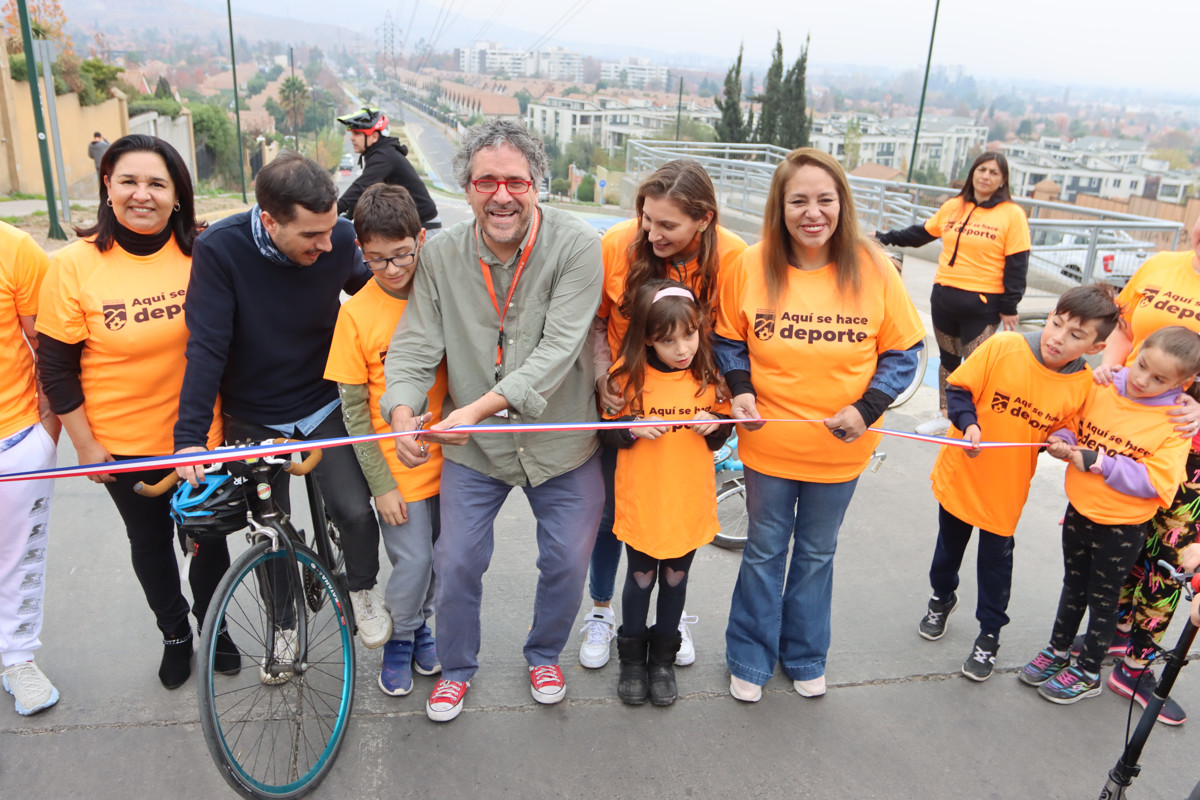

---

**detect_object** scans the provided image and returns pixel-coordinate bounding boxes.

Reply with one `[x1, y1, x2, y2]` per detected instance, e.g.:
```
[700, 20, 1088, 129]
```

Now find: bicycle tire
[198, 540, 356, 800]
[713, 480, 748, 550]
[888, 337, 930, 409]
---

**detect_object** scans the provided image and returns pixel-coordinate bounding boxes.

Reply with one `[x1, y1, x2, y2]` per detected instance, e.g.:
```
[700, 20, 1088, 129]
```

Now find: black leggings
[1049, 503, 1147, 673]
[930, 283, 1001, 410]
[620, 545, 696, 636]
[105, 459, 230, 639]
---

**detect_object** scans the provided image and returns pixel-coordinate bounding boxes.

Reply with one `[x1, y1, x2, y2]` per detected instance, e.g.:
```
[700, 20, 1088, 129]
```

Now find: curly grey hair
[452, 119, 548, 190]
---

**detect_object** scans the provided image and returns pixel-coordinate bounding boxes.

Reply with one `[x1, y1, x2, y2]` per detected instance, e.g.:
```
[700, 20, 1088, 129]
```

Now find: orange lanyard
[477, 209, 540, 380]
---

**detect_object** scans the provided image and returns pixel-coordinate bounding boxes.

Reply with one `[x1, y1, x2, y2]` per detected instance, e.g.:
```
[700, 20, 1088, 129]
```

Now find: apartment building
[456, 42, 583, 82]
[526, 95, 721, 153]
[808, 114, 987, 181]
[599, 58, 670, 89]
[1002, 138, 1197, 203]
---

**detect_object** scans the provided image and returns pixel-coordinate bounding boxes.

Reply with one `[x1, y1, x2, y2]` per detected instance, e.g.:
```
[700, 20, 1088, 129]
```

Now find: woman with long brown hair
[715, 148, 925, 702]
[578, 159, 746, 671]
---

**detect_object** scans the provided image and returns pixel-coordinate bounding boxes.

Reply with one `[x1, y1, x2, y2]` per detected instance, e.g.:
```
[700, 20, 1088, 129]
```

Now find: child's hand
[1045, 436, 1072, 461]
[1092, 364, 1116, 386]
[1191, 592, 1200, 627]
[963, 424, 983, 457]
[374, 488, 408, 526]
[631, 416, 670, 440]
[1067, 448, 1089, 473]
[824, 405, 867, 443]
[1179, 542, 1200, 573]
[731, 393, 764, 431]
[690, 410, 720, 437]
[1168, 392, 1200, 439]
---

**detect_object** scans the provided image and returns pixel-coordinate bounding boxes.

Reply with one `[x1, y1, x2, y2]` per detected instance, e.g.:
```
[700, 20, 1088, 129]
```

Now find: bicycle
[135, 441, 356, 800]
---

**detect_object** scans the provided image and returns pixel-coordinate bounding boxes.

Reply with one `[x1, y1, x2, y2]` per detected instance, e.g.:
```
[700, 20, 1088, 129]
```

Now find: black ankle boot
[213, 628, 242, 676]
[648, 626, 682, 706]
[159, 628, 194, 689]
[615, 626, 649, 705]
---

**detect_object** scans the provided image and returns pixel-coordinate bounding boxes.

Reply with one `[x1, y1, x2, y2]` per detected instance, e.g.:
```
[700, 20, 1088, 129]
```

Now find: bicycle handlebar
[132, 440, 323, 497]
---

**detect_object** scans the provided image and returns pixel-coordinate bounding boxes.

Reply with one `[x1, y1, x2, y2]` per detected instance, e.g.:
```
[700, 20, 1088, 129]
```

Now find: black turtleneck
[112, 222, 174, 256]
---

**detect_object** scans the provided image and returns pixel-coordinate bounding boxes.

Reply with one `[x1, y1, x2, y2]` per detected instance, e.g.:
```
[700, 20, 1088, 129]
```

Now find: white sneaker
[578, 606, 616, 669]
[914, 416, 951, 437]
[350, 587, 392, 649]
[3, 661, 58, 716]
[259, 628, 298, 686]
[729, 675, 762, 703]
[793, 675, 826, 698]
[676, 613, 698, 666]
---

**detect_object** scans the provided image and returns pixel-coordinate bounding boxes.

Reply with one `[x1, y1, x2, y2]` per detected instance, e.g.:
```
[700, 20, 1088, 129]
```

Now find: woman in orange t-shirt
[715, 148, 925, 703]
[35, 135, 228, 691]
[579, 160, 746, 671]
[876, 152, 1030, 436]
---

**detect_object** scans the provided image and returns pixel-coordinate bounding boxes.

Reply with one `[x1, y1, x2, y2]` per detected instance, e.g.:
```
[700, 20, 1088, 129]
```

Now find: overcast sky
[349, 0, 1196, 96]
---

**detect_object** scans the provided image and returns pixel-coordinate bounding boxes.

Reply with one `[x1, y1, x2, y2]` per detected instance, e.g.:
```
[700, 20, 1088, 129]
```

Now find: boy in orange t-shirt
[324, 184, 446, 695]
[920, 284, 1119, 682]
[324, 185, 447, 698]
[0, 223, 58, 715]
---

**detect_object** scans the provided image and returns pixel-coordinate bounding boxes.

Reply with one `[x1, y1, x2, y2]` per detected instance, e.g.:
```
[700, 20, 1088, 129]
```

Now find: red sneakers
[425, 679, 469, 722]
[529, 665, 566, 704]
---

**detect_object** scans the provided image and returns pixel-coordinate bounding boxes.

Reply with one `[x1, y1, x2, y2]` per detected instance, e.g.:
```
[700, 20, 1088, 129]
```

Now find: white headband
[652, 287, 695, 304]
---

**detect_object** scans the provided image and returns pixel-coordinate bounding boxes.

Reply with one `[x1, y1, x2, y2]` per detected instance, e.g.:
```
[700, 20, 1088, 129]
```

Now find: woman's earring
[173, 202, 181, 212]
[106, 198, 113, 207]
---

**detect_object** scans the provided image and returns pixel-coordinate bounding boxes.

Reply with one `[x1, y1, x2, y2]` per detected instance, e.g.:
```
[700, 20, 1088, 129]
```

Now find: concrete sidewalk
[3, 254, 1198, 799]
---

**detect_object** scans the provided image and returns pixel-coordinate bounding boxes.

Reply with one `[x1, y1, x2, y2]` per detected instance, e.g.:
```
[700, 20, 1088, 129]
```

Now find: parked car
[1028, 228, 1151, 288]
[339, 154, 355, 175]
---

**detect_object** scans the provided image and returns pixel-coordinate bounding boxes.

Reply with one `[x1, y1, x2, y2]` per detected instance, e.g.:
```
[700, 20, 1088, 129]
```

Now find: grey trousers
[379, 496, 439, 641]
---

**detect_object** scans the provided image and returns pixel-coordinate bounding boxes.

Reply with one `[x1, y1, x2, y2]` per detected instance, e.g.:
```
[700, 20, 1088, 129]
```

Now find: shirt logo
[1140, 286, 1160, 306]
[29, 497, 49, 516]
[991, 390, 1011, 414]
[103, 301, 127, 331]
[754, 310, 775, 341]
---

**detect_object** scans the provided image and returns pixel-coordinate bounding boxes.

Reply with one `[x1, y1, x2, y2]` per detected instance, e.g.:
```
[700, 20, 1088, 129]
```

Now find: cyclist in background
[336, 107, 441, 235]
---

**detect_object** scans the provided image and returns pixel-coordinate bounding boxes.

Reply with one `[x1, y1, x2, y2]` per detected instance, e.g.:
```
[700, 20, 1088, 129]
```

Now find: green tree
[514, 88, 532, 114]
[78, 58, 123, 104]
[778, 35, 810, 149]
[987, 121, 1008, 142]
[1016, 119, 1034, 139]
[246, 72, 268, 97]
[1069, 118, 1090, 139]
[578, 173, 596, 202]
[715, 44, 748, 144]
[752, 32, 784, 145]
[154, 75, 172, 98]
[843, 117, 863, 169]
[279, 75, 309, 135]
[1153, 148, 1193, 170]
[190, 102, 239, 182]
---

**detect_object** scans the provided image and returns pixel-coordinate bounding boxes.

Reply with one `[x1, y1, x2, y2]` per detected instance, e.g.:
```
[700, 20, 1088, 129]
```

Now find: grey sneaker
[918, 593, 958, 641]
[350, 587, 392, 649]
[2, 661, 58, 716]
[915, 416, 951, 437]
[963, 633, 999, 682]
[578, 606, 616, 669]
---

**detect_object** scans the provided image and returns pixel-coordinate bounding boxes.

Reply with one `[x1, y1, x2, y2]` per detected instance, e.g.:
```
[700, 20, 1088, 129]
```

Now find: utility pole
[227, 0, 247, 202]
[674, 77, 684, 141]
[907, 0, 940, 183]
[16, 0, 65, 239]
[290, 46, 297, 148]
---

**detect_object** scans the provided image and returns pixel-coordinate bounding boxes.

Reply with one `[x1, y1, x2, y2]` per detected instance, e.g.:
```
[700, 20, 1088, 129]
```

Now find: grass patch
[1, 215, 23, 224]
[0, 191, 44, 201]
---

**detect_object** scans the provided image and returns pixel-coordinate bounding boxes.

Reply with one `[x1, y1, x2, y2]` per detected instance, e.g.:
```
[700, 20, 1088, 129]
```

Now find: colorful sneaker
[350, 587, 392, 649]
[412, 623, 441, 676]
[379, 639, 414, 697]
[259, 628, 298, 686]
[1107, 662, 1187, 726]
[918, 593, 958, 641]
[2, 661, 58, 716]
[1038, 665, 1101, 704]
[426, 679, 469, 722]
[1070, 629, 1130, 659]
[1019, 647, 1070, 687]
[676, 613, 698, 666]
[578, 606, 616, 669]
[962, 633, 999, 682]
[529, 664, 566, 704]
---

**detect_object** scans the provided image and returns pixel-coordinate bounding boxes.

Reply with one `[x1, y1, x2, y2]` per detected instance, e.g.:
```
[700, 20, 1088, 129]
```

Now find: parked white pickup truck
[1029, 228, 1152, 289]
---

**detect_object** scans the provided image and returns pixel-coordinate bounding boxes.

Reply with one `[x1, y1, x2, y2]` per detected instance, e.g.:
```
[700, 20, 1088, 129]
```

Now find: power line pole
[674, 77, 684, 141]
[907, 0, 940, 183]
[227, 0, 247, 202]
[15, 0, 65, 239]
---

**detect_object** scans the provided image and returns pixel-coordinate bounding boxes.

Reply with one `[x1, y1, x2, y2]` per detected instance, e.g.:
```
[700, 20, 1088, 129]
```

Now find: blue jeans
[586, 444, 621, 604]
[436, 453, 603, 682]
[726, 467, 859, 685]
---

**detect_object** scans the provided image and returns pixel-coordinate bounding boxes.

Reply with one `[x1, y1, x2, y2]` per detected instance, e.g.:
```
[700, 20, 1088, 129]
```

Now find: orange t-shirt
[1060, 382, 1189, 525]
[0, 223, 49, 439]
[931, 332, 1093, 536]
[35, 238, 222, 455]
[609, 366, 730, 559]
[925, 198, 1030, 294]
[715, 242, 926, 482]
[1116, 250, 1200, 350]
[597, 219, 747, 357]
[324, 279, 447, 503]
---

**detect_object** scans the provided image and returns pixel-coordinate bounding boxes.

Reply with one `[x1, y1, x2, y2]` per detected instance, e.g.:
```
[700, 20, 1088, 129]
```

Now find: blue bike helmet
[170, 473, 249, 535]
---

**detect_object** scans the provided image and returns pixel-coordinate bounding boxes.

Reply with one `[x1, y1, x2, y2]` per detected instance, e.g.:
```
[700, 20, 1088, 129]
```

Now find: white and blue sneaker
[3, 661, 58, 716]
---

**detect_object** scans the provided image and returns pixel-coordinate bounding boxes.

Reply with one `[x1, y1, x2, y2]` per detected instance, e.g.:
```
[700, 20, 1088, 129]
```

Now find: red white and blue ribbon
[0, 417, 1044, 484]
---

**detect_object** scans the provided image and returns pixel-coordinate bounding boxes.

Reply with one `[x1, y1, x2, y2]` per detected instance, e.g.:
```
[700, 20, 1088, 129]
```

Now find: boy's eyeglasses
[471, 179, 533, 194]
[364, 253, 417, 271]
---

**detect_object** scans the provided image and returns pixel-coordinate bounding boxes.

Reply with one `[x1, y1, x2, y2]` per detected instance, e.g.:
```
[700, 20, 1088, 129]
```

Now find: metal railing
[627, 140, 1184, 287]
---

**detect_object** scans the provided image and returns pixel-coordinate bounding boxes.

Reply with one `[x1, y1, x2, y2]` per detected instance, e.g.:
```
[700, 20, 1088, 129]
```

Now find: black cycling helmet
[337, 107, 388, 135]
[170, 473, 249, 536]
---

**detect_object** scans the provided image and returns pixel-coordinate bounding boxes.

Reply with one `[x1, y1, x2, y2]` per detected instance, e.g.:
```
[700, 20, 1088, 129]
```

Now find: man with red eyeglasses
[382, 118, 604, 723]
[336, 107, 440, 233]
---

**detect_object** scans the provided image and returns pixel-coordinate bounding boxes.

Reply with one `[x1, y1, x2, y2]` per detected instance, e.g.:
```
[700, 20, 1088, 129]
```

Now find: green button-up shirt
[381, 205, 603, 486]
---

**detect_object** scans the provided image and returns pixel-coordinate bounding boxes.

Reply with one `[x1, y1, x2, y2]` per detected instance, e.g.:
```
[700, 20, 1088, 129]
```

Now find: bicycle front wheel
[198, 540, 356, 800]
[713, 480, 749, 550]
